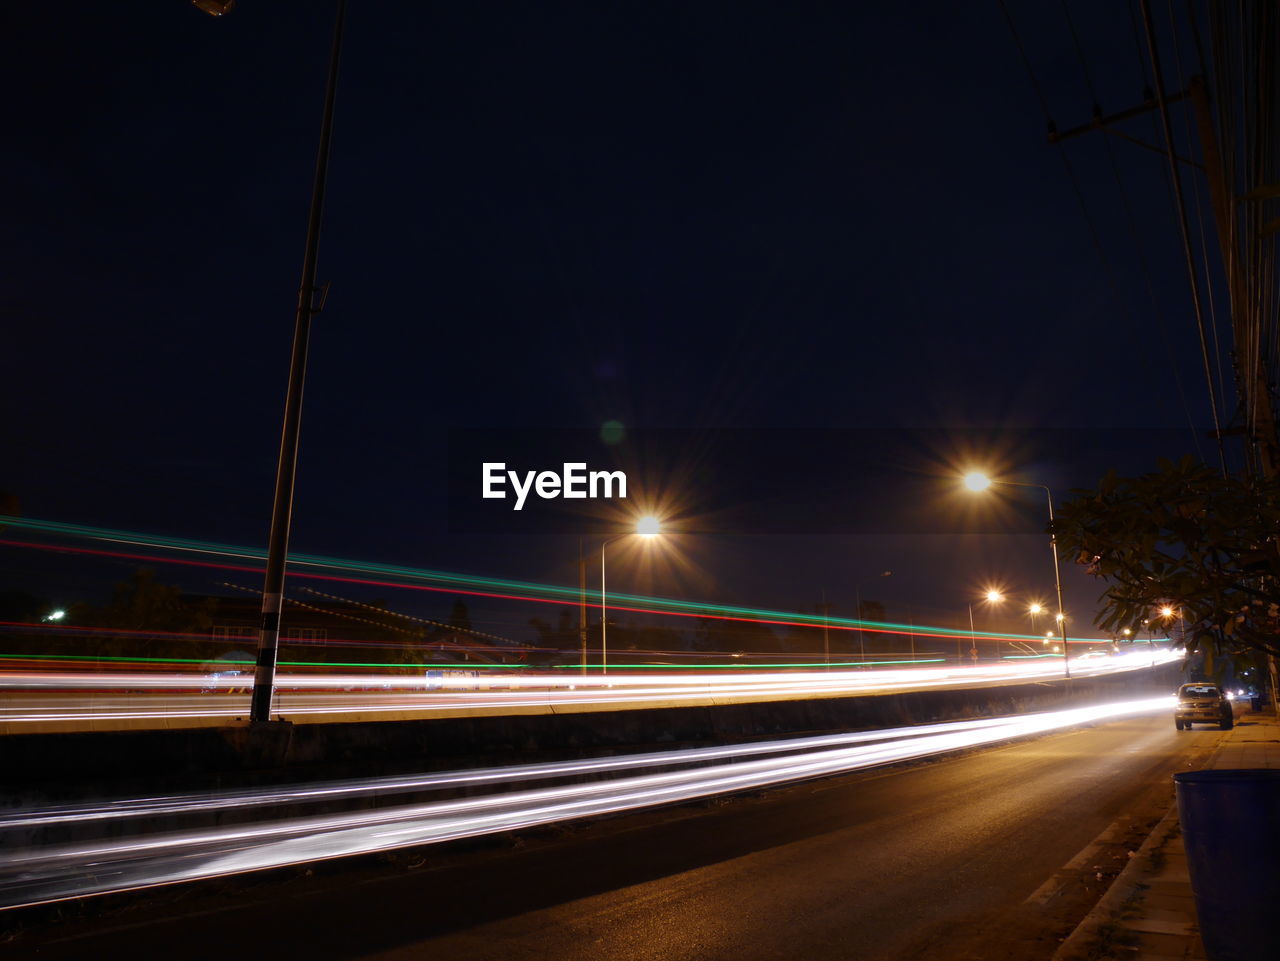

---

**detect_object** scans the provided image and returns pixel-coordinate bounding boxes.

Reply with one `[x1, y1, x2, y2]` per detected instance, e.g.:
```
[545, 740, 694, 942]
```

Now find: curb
[1050, 803, 1184, 961]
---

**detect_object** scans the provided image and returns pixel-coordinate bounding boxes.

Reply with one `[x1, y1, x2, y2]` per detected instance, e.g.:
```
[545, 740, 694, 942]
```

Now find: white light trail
[0, 651, 1180, 728]
[0, 696, 1174, 909]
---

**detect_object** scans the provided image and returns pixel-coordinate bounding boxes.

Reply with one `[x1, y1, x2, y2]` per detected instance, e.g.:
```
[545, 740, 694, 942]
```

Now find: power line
[1138, 0, 1229, 475]
[998, 0, 1206, 454]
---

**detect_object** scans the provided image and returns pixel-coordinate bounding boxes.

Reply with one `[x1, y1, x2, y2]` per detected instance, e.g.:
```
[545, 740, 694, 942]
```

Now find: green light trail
[0, 514, 1121, 644]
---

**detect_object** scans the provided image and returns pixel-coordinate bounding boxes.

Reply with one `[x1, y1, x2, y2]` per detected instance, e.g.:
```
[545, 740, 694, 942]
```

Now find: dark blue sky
[2, 2, 1230, 637]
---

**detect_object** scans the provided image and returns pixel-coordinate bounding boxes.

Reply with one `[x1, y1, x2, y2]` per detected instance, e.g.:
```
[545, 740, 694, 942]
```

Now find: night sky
[3, 2, 1226, 639]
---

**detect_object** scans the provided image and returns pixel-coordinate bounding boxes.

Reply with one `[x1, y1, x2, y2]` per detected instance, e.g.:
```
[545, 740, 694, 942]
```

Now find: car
[1174, 683, 1234, 731]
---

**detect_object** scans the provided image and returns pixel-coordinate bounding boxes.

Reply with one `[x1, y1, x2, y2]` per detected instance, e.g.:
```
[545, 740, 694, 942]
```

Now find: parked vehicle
[1174, 683, 1234, 730]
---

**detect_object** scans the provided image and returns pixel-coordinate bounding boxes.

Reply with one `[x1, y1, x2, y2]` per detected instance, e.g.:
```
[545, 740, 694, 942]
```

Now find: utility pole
[817, 591, 832, 670]
[579, 538, 587, 675]
[1049, 43, 1280, 703]
[248, 0, 348, 725]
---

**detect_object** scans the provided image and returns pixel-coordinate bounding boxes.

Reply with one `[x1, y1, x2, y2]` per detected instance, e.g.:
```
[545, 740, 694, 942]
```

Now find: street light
[600, 517, 661, 675]
[963, 471, 1072, 680]
[1027, 602, 1044, 640]
[853, 570, 893, 663]
[966, 589, 1005, 665]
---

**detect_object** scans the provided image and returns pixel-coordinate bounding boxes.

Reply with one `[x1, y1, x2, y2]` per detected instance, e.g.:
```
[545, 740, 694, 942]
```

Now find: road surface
[5, 710, 1226, 960]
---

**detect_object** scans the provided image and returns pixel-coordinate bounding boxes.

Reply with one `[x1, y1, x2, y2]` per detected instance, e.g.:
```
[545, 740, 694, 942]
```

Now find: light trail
[0, 651, 1181, 728]
[0, 518, 1130, 643]
[0, 715, 1027, 829]
[0, 696, 1174, 909]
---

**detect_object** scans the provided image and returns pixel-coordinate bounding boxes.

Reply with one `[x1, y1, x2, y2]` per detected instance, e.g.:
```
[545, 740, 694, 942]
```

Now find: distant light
[1028, 603, 1043, 615]
[43, 609, 66, 622]
[1055, 612, 1066, 622]
[1159, 605, 1175, 618]
[985, 590, 1003, 603]
[600, 420, 626, 445]
[963, 472, 992, 492]
[1121, 628, 1132, 636]
[636, 516, 661, 537]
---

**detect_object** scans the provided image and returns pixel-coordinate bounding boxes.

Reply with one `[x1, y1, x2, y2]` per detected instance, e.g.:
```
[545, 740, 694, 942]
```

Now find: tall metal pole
[249, 0, 348, 724]
[986, 480, 1071, 681]
[1045, 486, 1071, 680]
[967, 603, 976, 665]
[853, 571, 891, 663]
[854, 585, 864, 661]
[579, 538, 587, 676]
[819, 590, 831, 669]
[600, 538, 615, 676]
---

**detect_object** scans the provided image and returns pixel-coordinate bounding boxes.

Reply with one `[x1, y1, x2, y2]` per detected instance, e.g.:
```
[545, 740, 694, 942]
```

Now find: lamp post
[966, 603, 978, 665]
[964, 589, 1004, 664]
[963, 473, 1071, 680]
[599, 516, 661, 675]
[203, 0, 350, 724]
[817, 591, 832, 670]
[854, 570, 893, 662]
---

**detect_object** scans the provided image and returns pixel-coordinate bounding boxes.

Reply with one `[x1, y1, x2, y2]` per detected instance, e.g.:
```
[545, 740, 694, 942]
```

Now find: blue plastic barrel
[1174, 769, 1280, 961]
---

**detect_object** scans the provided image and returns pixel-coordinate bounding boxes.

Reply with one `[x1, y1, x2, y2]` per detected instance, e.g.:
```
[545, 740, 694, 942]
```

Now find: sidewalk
[1053, 702, 1280, 961]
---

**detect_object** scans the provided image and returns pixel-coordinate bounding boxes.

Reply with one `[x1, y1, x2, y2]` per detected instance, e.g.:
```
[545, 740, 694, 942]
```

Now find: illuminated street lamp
[966, 589, 1005, 665]
[600, 517, 662, 675]
[963, 472, 1072, 680]
[1027, 602, 1044, 639]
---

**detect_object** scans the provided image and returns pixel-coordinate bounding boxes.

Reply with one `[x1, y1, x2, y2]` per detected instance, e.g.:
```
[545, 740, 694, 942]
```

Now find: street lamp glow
[1159, 605, 1175, 619]
[985, 590, 1004, 603]
[1055, 612, 1065, 622]
[1121, 628, 1132, 637]
[636, 516, 661, 537]
[957, 468, 1071, 680]
[1028, 603, 1043, 615]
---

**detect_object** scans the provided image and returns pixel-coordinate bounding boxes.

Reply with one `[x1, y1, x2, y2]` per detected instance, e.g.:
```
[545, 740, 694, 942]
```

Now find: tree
[0, 589, 50, 623]
[692, 616, 779, 655]
[448, 599, 472, 633]
[1050, 457, 1280, 684]
[70, 568, 218, 659]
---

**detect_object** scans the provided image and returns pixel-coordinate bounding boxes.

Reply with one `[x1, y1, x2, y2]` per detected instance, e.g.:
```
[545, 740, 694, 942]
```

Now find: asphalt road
[8, 712, 1224, 961]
